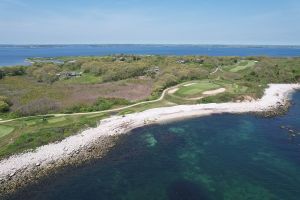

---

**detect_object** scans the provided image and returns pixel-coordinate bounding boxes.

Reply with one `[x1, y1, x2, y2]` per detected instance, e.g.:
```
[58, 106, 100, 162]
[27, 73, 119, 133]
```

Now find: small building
[176, 59, 188, 64]
[194, 58, 205, 64]
[56, 71, 82, 79]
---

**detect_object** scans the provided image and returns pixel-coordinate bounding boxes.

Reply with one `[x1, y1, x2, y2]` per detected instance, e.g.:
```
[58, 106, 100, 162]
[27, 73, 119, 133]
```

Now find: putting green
[174, 80, 221, 98]
[0, 125, 14, 138]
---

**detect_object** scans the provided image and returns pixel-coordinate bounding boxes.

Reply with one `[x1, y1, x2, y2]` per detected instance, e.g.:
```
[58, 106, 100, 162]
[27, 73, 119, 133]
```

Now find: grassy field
[0, 76, 153, 118]
[229, 60, 257, 72]
[174, 80, 221, 98]
[165, 79, 251, 104]
[0, 113, 107, 158]
[0, 125, 14, 138]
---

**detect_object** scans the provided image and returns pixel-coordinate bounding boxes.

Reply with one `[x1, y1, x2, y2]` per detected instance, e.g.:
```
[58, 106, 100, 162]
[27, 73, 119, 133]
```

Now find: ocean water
[1, 45, 300, 66]
[7, 92, 300, 200]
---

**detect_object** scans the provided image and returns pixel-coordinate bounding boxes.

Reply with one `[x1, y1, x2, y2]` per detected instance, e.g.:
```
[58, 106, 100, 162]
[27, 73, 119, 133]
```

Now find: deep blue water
[1, 45, 300, 66]
[7, 92, 300, 200]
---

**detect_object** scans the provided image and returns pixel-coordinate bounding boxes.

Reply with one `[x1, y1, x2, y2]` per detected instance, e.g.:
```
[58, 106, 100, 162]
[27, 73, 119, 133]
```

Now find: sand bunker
[183, 83, 197, 87]
[202, 88, 226, 95]
[168, 88, 179, 94]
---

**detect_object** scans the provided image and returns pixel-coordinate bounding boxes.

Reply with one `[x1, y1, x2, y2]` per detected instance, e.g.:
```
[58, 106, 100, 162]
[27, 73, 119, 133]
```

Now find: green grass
[174, 80, 221, 98]
[25, 120, 37, 126]
[0, 114, 107, 158]
[0, 125, 14, 138]
[229, 61, 256, 73]
[165, 79, 252, 104]
[48, 117, 66, 124]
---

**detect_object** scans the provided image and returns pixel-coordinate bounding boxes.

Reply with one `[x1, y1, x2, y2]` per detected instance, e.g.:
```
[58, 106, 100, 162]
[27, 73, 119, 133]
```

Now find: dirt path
[168, 88, 179, 94]
[0, 83, 226, 124]
[210, 66, 223, 75]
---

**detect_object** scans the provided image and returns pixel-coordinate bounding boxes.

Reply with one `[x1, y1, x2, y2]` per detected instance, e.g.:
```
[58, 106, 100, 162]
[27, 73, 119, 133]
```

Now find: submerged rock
[143, 133, 158, 147]
[288, 129, 295, 133]
[168, 127, 185, 134]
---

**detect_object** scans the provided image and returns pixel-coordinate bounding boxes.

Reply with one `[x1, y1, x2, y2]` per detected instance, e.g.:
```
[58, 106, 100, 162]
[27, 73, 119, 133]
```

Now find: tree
[29, 64, 60, 83]
[0, 70, 4, 79]
[81, 61, 107, 76]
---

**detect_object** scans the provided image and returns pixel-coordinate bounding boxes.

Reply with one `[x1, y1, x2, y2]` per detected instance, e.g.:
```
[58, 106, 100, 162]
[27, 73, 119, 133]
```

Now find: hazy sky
[0, 0, 299, 44]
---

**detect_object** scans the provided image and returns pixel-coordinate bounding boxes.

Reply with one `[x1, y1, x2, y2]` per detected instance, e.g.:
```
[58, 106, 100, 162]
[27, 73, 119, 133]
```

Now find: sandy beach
[0, 83, 300, 194]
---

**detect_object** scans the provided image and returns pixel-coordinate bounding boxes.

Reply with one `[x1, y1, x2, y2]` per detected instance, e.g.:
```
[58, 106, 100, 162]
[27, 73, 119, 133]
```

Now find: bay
[1, 44, 300, 66]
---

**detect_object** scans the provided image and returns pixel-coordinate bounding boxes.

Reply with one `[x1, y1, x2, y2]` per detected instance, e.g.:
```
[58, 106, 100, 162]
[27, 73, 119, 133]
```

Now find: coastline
[0, 83, 300, 196]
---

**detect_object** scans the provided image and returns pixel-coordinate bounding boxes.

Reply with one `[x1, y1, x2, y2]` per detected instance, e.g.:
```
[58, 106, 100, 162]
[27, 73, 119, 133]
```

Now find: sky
[0, 0, 300, 45]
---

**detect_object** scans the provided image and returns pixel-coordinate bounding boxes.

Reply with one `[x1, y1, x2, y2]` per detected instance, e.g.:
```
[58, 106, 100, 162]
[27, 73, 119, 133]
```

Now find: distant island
[0, 55, 300, 195]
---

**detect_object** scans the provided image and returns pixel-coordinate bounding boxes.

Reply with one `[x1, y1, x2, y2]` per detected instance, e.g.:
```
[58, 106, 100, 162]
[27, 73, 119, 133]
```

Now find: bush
[27, 64, 60, 83]
[81, 61, 107, 75]
[0, 66, 26, 79]
[0, 96, 12, 106]
[65, 97, 130, 113]
[0, 96, 12, 112]
[197, 93, 236, 104]
[0, 70, 4, 79]
[0, 101, 9, 112]
[4, 66, 26, 76]
[16, 98, 60, 116]
[102, 65, 148, 82]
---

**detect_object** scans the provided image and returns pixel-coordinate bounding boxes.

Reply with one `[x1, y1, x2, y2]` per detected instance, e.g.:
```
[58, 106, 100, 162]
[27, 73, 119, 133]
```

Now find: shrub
[27, 64, 60, 83]
[0, 101, 9, 112]
[65, 97, 130, 113]
[0, 66, 26, 79]
[102, 65, 148, 82]
[16, 98, 60, 116]
[0, 70, 4, 79]
[197, 93, 236, 104]
[0, 96, 12, 106]
[81, 61, 107, 75]
[3, 66, 26, 76]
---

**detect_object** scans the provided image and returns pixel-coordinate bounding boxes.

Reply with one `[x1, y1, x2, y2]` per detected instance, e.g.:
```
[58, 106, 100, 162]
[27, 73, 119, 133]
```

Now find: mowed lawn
[174, 80, 221, 98]
[229, 60, 257, 72]
[0, 125, 14, 138]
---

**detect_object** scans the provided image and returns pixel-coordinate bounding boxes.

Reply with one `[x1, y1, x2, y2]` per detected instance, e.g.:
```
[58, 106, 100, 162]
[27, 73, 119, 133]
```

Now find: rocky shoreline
[0, 84, 299, 197]
[0, 135, 119, 198]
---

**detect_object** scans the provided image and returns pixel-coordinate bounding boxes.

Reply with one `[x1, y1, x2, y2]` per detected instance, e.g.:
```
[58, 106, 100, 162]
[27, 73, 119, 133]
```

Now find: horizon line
[1, 43, 300, 47]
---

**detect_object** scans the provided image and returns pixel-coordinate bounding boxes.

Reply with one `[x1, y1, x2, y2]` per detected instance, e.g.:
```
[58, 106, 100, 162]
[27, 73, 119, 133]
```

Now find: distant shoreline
[1, 45, 300, 67]
[1, 44, 300, 48]
[0, 83, 299, 196]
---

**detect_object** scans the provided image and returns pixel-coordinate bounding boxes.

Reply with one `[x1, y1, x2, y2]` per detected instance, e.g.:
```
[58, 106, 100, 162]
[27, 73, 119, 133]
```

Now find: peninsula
[0, 55, 300, 195]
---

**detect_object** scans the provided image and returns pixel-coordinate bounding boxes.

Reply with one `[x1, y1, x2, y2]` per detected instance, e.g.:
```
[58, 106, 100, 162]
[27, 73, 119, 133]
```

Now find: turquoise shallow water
[7, 93, 300, 200]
